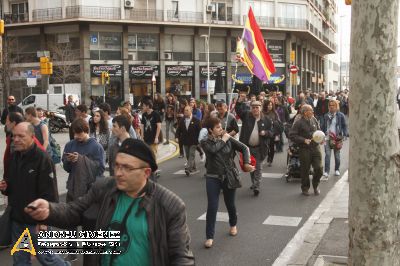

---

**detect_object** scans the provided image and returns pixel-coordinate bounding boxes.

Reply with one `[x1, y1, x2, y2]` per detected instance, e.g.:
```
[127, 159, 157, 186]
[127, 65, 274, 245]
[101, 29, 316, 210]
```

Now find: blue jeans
[206, 177, 237, 239]
[324, 144, 341, 173]
[11, 221, 69, 266]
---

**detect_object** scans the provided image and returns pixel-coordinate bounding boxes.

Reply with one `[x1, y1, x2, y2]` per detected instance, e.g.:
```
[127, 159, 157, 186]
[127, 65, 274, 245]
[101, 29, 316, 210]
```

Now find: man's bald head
[12, 122, 35, 152]
[301, 104, 314, 119]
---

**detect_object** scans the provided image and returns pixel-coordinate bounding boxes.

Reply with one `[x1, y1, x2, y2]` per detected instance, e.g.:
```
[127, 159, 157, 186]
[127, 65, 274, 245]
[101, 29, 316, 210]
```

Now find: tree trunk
[349, 0, 400, 265]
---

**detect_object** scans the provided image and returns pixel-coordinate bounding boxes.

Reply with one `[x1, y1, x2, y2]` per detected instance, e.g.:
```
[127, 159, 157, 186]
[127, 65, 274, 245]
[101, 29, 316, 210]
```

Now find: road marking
[262, 173, 285, 178]
[197, 212, 229, 222]
[272, 171, 349, 266]
[263, 215, 302, 227]
[174, 170, 186, 175]
[320, 176, 329, 181]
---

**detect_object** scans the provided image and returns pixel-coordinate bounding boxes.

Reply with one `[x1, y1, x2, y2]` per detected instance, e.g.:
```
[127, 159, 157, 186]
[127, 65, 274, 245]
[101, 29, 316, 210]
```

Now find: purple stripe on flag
[243, 28, 269, 81]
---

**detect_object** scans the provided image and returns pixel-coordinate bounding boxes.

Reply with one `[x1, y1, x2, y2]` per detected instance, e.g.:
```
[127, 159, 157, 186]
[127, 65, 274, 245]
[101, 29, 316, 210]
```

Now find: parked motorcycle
[48, 107, 69, 133]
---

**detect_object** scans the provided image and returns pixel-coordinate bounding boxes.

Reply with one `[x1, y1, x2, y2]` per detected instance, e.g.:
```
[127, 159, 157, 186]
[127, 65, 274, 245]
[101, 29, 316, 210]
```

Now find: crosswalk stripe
[262, 173, 285, 178]
[174, 170, 186, 175]
[263, 215, 302, 227]
[197, 212, 229, 222]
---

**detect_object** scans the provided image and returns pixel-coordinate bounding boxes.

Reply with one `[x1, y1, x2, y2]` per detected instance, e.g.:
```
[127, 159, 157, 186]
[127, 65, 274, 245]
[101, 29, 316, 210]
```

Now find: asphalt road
[0, 129, 349, 266]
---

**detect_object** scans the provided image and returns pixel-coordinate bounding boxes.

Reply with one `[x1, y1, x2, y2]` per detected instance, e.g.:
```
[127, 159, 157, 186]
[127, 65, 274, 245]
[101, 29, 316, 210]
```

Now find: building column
[122, 25, 129, 102]
[159, 30, 166, 96]
[79, 23, 91, 105]
[226, 31, 232, 96]
[193, 32, 201, 100]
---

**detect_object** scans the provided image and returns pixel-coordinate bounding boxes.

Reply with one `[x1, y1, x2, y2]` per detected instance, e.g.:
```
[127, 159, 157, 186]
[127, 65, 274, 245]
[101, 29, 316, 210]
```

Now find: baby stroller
[284, 141, 301, 182]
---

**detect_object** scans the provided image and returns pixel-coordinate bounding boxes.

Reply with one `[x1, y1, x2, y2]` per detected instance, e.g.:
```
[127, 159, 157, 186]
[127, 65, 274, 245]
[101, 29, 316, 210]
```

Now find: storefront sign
[129, 65, 159, 78]
[91, 65, 123, 77]
[266, 67, 286, 85]
[267, 40, 285, 64]
[166, 66, 193, 77]
[200, 66, 227, 78]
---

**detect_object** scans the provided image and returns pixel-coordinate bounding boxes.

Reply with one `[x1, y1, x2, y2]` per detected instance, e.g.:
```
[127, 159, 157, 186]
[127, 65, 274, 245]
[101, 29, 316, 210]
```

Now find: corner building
[2, 0, 337, 109]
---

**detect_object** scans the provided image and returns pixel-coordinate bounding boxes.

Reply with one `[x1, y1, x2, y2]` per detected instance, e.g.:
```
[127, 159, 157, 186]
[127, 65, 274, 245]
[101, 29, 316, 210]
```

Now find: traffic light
[105, 72, 110, 85]
[40, 57, 53, 75]
[0, 20, 4, 35]
[101, 71, 110, 85]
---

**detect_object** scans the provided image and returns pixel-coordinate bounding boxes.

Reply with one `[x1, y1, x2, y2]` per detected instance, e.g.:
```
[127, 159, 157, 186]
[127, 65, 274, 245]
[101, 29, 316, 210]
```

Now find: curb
[272, 171, 349, 266]
[157, 141, 179, 164]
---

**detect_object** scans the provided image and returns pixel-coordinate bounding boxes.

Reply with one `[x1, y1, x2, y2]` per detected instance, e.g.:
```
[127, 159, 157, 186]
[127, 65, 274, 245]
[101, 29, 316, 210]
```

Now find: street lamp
[201, 29, 211, 103]
[152, 72, 156, 99]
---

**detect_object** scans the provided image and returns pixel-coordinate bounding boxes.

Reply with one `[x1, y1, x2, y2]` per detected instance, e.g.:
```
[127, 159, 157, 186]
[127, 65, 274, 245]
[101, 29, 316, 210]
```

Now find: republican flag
[237, 7, 276, 81]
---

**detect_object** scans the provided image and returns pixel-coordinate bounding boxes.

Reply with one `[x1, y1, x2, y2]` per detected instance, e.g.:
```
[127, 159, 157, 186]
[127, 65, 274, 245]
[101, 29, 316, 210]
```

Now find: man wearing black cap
[25, 138, 195, 265]
[235, 100, 273, 196]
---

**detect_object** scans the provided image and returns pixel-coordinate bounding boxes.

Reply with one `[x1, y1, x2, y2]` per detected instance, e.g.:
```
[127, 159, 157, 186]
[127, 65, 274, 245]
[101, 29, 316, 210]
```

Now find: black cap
[216, 99, 226, 105]
[118, 139, 158, 172]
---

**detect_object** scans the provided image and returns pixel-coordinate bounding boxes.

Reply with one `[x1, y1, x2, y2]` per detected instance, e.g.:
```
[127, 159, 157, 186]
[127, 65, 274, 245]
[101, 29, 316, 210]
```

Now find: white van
[18, 93, 80, 111]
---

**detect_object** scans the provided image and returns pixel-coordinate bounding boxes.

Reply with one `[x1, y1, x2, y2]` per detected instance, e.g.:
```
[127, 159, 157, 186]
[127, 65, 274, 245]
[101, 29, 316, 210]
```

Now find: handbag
[225, 167, 242, 189]
[0, 206, 12, 247]
[328, 132, 344, 150]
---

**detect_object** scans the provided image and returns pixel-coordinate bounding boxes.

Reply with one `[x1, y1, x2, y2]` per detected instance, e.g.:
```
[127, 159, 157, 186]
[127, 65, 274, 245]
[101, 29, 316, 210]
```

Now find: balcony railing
[66, 5, 121, 20]
[277, 18, 307, 30]
[33, 8, 62, 22]
[3, 12, 29, 24]
[166, 10, 203, 23]
[125, 9, 163, 22]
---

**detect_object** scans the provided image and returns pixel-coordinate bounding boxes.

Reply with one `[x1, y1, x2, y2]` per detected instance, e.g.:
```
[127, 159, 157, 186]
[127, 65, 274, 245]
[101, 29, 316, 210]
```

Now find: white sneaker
[335, 170, 340, 176]
[323, 172, 328, 177]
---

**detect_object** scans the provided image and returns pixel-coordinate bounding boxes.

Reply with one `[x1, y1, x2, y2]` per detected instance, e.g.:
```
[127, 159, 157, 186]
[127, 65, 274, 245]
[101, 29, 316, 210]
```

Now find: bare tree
[349, 0, 400, 265]
[47, 40, 80, 94]
[0, 36, 22, 107]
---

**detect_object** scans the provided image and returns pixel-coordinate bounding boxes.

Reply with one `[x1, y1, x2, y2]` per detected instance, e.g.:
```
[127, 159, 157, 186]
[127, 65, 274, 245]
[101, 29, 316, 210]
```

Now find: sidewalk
[273, 172, 349, 266]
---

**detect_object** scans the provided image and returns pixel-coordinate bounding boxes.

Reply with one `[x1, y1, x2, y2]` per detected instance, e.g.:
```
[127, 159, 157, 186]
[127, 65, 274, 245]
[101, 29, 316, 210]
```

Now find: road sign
[27, 78, 37, 87]
[289, 65, 299, 74]
[208, 80, 216, 94]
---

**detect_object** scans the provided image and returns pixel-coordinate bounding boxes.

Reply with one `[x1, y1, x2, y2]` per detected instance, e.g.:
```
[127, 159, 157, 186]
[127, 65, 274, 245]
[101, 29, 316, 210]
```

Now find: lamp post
[152, 72, 156, 99]
[201, 30, 211, 103]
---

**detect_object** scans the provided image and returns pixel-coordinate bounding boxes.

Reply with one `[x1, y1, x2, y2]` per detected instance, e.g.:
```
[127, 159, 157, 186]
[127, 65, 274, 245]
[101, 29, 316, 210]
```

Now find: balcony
[33, 8, 62, 22]
[3, 12, 29, 24]
[251, 16, 274, 27]
[125, 9, 163, 22]
[166, 10, 203, 24]
[66, 5, 121, 20]
[277, 18, 307, 30]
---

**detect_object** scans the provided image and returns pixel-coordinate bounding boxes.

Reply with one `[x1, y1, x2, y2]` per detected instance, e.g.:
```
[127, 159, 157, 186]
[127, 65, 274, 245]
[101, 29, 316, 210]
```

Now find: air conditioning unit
[128, 52, 137, 60]
[206, 4, 215, 13]
[124, 0, 134, 8]
[164, 52, 172, 60]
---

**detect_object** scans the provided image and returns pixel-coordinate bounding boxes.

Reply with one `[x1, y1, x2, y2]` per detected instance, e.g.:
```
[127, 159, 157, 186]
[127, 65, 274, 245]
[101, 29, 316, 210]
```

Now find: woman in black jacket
[200, 117, 254, 248]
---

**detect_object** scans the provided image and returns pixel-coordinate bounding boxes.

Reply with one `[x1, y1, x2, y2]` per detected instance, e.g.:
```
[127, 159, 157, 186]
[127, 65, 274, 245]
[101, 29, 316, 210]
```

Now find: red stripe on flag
[247, 7, 276, 74]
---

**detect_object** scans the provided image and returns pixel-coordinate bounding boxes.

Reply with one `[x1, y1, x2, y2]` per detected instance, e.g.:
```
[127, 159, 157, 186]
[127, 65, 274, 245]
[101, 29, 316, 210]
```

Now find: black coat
[46, 178, 195, 266]
[235, 102, 272, 159]
[1, 104, 24, 125]
[175, 116, 201, 146]
[3, 144, 57, 225]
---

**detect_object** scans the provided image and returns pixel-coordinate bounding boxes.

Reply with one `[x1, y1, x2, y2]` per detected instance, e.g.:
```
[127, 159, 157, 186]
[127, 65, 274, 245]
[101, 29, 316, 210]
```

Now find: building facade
[1, 0, 337, 109]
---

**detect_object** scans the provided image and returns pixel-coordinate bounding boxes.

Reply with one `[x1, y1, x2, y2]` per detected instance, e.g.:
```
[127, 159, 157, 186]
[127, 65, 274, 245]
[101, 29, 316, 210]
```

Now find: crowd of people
[0, 88, 349, 265]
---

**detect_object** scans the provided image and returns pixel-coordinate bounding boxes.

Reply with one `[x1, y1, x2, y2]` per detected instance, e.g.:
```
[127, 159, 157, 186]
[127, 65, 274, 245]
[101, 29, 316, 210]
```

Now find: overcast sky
[338, 2, 400, 65]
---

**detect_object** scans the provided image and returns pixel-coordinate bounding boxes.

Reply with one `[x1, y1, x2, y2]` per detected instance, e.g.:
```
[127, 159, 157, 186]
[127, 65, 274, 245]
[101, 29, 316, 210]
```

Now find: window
[164, 35, 193, 61]
[22, 95, 35, 105]
[90, 32, 122, 60]
[172, 1, 179, 19]
[212, 2, 233, 22]
[9, 2, 29, 23]
[128, 33, 159, 60]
